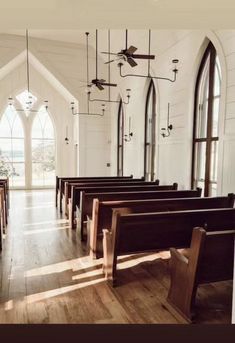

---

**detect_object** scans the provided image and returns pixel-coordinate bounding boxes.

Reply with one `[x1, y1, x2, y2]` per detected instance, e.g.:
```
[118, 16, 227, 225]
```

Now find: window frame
[191, 42, 220, 197]
[117, 99, 124, 176]
[144, 79, 157, 181]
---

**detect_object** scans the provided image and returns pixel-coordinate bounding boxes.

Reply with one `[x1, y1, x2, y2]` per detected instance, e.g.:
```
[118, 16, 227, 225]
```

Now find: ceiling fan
[101, 29, 155, 67]
[88, 30, 117, 91]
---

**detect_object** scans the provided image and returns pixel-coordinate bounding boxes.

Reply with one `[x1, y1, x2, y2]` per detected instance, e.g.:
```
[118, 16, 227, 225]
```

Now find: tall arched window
[117, 99, 124, 176]
[32, 108, 55, 186]
[192, 42, 221, 197]
[0, 106, 25, 187]
[144, 79, 156, 181]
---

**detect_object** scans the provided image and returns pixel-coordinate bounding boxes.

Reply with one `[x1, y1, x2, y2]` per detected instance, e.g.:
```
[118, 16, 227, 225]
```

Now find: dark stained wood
[64, 180, 161, 216]
[56, 175, 136, 211]
[167, 227, 235, 322]
[102, 207, 235, 286]
[72, 183, 179, 236]
[90, 194, 235, 259]
[75, 188, 201, 234]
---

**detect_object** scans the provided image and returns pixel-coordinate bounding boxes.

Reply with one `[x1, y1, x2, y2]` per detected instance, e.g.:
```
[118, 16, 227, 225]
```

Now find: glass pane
[210, 140, 218, 183]
[194, 141, 207, 192]
[209, 182, 217, 197]
[0, 112, 11, 137]
[212, 98, 220, 137]
[12, 115, 24, 137]
[12, 163, 25, 187]
[32, 111, 55, 187]
[0, 138, 12, 160]
[195, 55, 210, 138]
[214, 58, 221, 97]
[12, 139, 24, 162]
[32, 163, 43, 186]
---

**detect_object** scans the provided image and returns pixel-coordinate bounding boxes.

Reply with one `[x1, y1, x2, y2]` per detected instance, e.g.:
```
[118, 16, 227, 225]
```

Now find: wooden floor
[0, 190, 232, 324]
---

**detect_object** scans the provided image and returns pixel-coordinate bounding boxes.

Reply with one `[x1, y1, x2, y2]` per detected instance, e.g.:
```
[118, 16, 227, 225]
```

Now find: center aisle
[0, 191, 232, 323]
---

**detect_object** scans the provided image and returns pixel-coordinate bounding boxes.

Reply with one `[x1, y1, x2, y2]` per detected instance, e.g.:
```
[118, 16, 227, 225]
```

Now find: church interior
[0, 25, 235, 324]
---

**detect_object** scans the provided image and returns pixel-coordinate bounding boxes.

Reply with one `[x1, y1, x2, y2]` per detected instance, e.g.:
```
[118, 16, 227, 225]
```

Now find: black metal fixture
[161, 103, 173, 138]
[70, 32, 105, 117]
[88, 30, 131, 105]
[124, 116, 133, 142]
[8, 29, 49, 116]
[65, 126, 69, 144]
[117, 30, 179, 83]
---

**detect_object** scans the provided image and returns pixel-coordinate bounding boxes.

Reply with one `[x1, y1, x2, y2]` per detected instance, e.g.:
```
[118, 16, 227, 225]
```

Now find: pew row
[0, 178, 9, 250]
[102, 207, 235, 286]
[57, 176, 144, 212]
[90, 193, 234, 259]
[70, 183, 179, 234]
[64, 179, 160, 217]
[166, 227, 235, 322]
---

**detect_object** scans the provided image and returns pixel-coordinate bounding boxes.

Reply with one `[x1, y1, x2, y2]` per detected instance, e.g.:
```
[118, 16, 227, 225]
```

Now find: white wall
[109, 30, 235, 194]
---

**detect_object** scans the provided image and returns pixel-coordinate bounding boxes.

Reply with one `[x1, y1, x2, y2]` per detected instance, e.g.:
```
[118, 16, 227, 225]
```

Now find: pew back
[103, 208, 235, 285]
[90, 194, 234, 258]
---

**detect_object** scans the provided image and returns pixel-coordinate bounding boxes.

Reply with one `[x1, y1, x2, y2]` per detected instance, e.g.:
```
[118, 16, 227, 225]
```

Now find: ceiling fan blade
[99, 79, 106, 83]
[127, 57, 138, 67]
[100, 82, 117, 87]
[132, 54, 155, 60]
[126, 45, 138, 55]
[96, 83, 104, 91]
[101, 52, 118, 56]
[104, 60, 115, 64]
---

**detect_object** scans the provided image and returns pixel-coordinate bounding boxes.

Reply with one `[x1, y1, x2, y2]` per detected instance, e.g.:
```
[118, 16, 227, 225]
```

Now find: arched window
[0, 106, 25, 187]
[192, 42, 221, 197]
[32, 108, 55, 186]
[144, 79, 156, 181]
[117, 99, 124, 176]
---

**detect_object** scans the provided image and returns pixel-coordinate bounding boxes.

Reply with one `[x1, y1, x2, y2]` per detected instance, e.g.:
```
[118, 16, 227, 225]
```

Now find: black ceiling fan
[101, 29, 155, 67]
[89, 30, 117, 91]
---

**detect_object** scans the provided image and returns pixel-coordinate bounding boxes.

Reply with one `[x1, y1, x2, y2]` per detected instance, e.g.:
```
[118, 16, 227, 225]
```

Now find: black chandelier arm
[118, 62, 178, 83]
[70, 103, 105, 117]
[87, 91, 130, 105]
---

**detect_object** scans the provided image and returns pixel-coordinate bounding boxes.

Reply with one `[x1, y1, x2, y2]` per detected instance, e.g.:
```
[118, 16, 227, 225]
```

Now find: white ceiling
[0, 1, 234, 28]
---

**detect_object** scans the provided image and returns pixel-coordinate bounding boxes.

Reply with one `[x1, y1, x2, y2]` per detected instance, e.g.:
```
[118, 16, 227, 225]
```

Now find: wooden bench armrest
[170, 248, 189, 265]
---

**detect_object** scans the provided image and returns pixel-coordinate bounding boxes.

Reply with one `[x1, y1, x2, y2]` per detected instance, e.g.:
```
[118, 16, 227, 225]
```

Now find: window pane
[214, 58, 221, 97]
[12, 139, 24, 162]
[0, 107, 25, 187]
[12, 163, 25, 187]
[195, 55, 210, 138]
[194, 141, 207, 193]
[212, 98, 220, 137]
[210, 140, 218, 183]
[32, 110, 55, 187]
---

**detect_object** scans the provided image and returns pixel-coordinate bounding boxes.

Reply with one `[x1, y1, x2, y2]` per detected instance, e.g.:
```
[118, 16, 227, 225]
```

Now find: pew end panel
[167, 227, 235, 322]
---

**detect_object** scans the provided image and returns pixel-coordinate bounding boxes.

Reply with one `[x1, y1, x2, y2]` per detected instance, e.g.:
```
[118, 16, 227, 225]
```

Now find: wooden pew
[0, 179, 9, 226]
[58, 176, 142, 212]
[166, 227, 235, 322]
[64, 179, 160, 216]
[71, 183, 178, 234]
[90, 194, 234, 259]
[102, 207, 235, 286]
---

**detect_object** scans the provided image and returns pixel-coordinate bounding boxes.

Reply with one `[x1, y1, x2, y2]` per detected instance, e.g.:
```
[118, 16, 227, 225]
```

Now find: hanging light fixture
[8, 29, 49, 117]
[70, 32, 105, 117]
[161, 103, 173, 138]
[88, 30, 131, 105]
[117, 30, 179, 83]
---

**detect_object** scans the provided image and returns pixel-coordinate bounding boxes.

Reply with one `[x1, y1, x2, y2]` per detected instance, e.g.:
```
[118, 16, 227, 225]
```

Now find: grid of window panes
[0, 106, 25, 187]
[193, 49, 221, 196]
[32, 107, 55, 187]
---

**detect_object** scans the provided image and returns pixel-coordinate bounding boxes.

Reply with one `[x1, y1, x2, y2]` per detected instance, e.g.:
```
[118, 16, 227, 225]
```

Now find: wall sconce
[161, 103, 173, 138]
[65, 126, 69, 144]
[124, 116, 133, 142]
